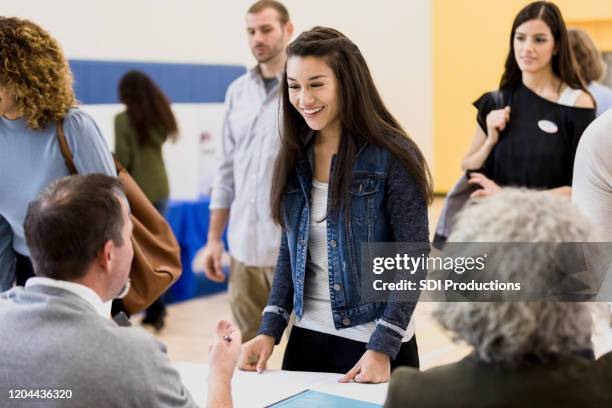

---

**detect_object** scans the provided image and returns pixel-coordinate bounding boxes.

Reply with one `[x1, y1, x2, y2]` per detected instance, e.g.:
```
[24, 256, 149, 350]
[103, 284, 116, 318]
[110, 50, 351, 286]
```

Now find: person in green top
[114, 70, 178, 330]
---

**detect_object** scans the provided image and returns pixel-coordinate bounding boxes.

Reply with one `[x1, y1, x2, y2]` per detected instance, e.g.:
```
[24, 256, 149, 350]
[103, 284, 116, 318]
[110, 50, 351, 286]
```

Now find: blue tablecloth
[164, 198, 228, 302]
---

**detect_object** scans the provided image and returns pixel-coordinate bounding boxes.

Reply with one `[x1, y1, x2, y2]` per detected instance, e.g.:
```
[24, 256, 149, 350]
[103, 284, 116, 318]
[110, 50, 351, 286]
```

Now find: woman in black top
[462, 1, 595, 197]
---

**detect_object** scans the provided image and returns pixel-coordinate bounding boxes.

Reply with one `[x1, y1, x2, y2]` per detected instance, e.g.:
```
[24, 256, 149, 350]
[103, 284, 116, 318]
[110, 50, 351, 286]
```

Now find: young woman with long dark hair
[462, 1, 595, 198]
[238, 27, 432, 383]
[116, 70, 178, 213]
[115, 70, 178, 329]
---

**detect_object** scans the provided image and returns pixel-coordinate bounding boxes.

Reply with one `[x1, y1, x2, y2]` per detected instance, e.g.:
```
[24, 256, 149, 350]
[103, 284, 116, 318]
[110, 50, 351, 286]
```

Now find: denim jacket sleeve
[366, 156, 430, 358]
[256, 229, 294, 344]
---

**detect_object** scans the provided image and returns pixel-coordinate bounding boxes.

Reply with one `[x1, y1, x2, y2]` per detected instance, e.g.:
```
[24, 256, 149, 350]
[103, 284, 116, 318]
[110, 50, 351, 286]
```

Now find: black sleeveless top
[474, 84, 595, 189]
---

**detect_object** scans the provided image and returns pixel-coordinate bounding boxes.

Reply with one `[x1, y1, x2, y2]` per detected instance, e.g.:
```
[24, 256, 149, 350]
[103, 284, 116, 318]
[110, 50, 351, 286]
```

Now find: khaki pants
[228, 257, 275, 342]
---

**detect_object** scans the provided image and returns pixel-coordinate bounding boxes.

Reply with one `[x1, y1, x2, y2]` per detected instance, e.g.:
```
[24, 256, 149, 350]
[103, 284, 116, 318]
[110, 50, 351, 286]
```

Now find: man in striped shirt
[202, 1, 294, 342]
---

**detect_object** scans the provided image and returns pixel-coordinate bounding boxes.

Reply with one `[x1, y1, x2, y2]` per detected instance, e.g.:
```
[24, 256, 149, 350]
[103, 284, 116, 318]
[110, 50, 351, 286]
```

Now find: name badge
[538, 120, 558, 134]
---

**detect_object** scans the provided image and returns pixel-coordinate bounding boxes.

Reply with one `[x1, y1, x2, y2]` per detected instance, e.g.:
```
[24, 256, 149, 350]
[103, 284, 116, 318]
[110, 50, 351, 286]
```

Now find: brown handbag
[55, 121, 182, 314]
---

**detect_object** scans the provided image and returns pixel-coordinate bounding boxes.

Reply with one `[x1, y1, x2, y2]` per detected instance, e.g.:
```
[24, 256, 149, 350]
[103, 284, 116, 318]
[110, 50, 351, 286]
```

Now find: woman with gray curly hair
[385, 189, 612, 407]
[0, 17, 115, 290]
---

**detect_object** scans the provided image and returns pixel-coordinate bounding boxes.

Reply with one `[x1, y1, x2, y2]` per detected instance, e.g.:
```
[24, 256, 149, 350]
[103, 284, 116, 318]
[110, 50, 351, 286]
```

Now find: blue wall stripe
[69, 60, 247, 105]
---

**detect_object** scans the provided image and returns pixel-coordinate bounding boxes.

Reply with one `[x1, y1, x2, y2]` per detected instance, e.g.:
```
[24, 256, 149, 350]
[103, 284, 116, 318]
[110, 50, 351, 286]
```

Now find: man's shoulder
[593, 351, 612, 373]
[0, 290, 184, 405]
[583, 109, 612, 144]
[575, 108, 612, 170]
[385, 356, 481, 406]
[227, 70, 255, 95]
[1, 287, 165, 354]
[390, 357, 473, 385]
[79, 313, 167, 357]
[385, 365, 433, 407]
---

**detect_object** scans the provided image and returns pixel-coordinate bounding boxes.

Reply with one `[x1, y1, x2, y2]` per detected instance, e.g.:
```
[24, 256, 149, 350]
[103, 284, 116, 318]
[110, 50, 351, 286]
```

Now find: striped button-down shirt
[209, 66, 282, 267]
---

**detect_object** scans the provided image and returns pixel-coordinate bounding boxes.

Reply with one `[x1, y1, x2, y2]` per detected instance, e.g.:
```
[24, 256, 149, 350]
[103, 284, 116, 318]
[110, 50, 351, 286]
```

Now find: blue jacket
[258, 136, 429, 358]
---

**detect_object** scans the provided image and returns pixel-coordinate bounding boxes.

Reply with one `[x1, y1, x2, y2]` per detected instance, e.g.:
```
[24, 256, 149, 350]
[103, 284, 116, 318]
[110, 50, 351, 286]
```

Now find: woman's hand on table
[339, 349, 391, 384]
[238, 334, 275, 374]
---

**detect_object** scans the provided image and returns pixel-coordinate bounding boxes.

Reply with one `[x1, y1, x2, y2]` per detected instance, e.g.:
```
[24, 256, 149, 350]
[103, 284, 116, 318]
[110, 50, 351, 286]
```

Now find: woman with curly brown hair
[0, 17, 115, 291]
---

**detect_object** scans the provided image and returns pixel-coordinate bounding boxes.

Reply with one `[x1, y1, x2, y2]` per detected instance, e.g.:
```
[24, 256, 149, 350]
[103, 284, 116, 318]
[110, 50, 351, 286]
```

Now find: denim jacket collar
[299, 129, 369, 172]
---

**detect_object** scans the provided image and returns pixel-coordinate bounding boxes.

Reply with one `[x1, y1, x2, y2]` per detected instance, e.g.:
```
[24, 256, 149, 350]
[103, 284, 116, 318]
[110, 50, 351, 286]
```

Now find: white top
[296, 179, 414, 343]
[572, 109, 612, 242]
[572, 109, 612, 345]
[557, 86, 583, 107]
[26, 276, 112, 318]
[209, 66, 282, 267]
[588, 81, 612, 117]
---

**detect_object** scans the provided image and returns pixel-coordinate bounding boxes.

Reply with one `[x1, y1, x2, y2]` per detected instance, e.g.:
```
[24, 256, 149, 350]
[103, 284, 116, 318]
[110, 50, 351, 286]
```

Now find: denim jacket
[257, 136, 429, 358]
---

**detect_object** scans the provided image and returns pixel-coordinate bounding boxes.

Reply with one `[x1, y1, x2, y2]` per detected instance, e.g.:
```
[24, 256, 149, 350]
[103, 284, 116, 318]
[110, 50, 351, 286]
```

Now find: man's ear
[285, 21, 294, 39]
[96, 240, 114, 273]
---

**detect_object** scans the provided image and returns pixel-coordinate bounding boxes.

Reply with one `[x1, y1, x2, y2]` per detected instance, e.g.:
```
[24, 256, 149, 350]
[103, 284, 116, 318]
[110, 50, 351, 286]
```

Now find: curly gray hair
[435, 188, 595, 367]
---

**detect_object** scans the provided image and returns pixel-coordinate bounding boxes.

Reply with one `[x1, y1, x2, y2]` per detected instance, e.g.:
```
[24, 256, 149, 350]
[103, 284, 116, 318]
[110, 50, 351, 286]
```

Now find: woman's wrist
[483, 137, 496, 150]
[366, 349, 391, 361]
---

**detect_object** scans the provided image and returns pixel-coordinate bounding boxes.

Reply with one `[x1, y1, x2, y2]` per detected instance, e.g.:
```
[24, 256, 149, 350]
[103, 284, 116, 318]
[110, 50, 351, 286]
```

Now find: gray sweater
[0, 285, 197, 407]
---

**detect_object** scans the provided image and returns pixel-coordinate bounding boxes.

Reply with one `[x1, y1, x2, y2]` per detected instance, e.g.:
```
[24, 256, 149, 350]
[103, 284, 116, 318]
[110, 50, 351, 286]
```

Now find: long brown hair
[118, 70, 178, 145]
[568, 28, 606, 83]
[270, 27, 433, 227]
[499, 1, 588, 94]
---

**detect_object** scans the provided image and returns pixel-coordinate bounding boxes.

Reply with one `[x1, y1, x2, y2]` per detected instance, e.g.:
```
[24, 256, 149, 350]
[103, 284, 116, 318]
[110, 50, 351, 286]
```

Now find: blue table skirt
[164, 198, 228, 303]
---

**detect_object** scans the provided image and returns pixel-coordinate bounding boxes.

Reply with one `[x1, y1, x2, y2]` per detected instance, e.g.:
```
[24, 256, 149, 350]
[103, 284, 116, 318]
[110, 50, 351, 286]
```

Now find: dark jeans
[282, 325, 420, 374]
[15, 253, 35, 286]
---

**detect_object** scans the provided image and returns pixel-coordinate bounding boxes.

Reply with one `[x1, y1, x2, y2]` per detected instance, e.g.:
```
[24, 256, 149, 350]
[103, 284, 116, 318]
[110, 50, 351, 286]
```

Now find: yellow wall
[570, 20, 612, 51]
[433, 0, 612, 193]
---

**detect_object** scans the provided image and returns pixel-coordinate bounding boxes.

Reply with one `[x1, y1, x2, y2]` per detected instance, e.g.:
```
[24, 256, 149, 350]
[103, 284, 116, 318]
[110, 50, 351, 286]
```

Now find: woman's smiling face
[286, 56, 340, 135]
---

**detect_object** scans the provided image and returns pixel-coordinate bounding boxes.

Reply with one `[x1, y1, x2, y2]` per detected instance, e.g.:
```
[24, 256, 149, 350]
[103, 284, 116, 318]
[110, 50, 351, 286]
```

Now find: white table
[175, 362, 388, 407]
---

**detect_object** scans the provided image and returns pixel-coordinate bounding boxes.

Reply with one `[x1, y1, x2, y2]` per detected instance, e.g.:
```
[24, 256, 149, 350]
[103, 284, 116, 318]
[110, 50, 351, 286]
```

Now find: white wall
[3, 0, 433, 199]
[287, 0, 434, 176]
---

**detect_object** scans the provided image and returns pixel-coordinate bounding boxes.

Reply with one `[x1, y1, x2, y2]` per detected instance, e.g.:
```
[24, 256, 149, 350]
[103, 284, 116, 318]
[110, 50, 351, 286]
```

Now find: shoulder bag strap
[55, 120, 78, 175]
[494, 89, 513, 110]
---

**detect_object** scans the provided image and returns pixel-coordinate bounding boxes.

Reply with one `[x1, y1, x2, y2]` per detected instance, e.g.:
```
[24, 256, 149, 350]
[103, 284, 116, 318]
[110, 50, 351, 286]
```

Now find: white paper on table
[174, 363, 388, 407]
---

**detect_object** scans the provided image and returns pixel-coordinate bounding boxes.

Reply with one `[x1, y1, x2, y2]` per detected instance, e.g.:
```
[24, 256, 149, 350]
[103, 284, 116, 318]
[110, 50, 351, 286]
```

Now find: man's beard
[252, 42, 282, 63]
